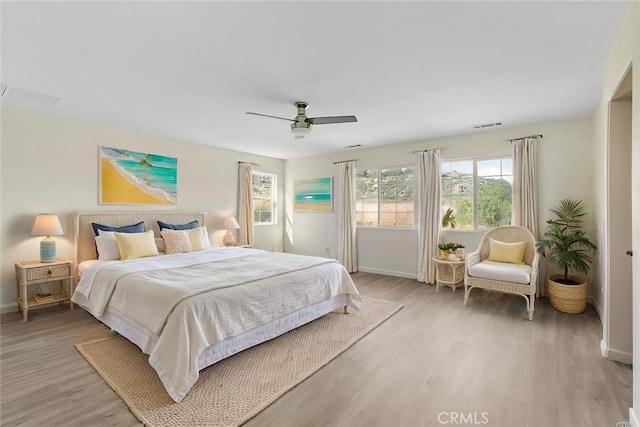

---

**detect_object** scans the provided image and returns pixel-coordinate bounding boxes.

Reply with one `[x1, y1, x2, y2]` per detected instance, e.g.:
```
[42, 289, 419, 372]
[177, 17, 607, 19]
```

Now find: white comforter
[73, 247, 361, 402]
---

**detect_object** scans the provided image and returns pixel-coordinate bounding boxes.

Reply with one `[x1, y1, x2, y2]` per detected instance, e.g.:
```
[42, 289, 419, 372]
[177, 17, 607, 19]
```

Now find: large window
[356, 167, 414, 227]
[252, 172, 276, 225]
[441, 157, 512, 230]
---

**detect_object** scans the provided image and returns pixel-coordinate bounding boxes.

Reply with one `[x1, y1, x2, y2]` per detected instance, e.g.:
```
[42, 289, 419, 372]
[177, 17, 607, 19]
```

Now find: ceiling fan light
[291, 124, 311, 136]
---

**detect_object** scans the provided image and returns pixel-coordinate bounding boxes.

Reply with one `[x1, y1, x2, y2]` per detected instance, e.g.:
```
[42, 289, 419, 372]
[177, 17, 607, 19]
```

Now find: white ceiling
[0, 1, 631, 159]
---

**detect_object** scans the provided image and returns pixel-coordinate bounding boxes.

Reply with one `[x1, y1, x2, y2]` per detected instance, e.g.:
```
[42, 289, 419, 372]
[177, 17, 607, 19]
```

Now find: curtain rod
[412, 148, 441, 153]
[238, 161, 258, 165]
[509, 134, 543, 142]
[333, 159, 356, 164]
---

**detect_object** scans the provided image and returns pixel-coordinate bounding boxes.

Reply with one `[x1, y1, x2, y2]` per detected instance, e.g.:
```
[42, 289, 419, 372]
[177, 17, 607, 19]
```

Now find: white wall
[285, 117, 596, 282]
[591, 1, 639, 423]
[0, 107, 285, 312]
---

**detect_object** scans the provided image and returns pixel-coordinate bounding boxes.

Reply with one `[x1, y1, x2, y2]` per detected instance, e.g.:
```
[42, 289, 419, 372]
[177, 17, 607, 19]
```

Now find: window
[252, 172, 276, 225]
[356, 167, 414, 227]
[441, 157, 512, 230]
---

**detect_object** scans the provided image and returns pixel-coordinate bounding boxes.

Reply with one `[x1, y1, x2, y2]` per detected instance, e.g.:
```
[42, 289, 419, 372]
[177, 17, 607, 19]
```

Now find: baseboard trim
[630, 406, 638, 427]
[605, 346, 633, 365]
[357, 267, 417, 280]
[588, 295, 603, 321]
[1, 303, 18, 315]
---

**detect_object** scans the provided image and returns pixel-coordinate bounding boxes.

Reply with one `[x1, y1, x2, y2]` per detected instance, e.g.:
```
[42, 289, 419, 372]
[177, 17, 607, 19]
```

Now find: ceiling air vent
[345, 144, 362, 148]
[0, 82, 61, 107]
[472, 122, 503, 129]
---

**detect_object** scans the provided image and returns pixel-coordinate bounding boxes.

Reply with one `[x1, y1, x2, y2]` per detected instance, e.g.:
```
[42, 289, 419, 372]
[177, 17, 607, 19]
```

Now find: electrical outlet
[325, 246, 330, 254]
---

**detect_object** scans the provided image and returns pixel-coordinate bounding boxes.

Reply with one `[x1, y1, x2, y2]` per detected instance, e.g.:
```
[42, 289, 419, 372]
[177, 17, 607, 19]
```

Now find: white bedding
[72, 247, 361, 402]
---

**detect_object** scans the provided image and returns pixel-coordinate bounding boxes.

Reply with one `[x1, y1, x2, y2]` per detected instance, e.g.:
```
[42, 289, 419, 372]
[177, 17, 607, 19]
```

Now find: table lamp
[31, 214, 64, 262]
[223, 216, 240, 246]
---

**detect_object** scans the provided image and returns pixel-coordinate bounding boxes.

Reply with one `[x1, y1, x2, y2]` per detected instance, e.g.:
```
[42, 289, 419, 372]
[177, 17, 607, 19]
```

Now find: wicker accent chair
[464, 225, 539, 320]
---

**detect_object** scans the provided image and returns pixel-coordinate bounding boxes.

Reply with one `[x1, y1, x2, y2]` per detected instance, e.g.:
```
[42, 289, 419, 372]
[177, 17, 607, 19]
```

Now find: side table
[432, 257, 466, 292]
[15, 259, 73, 322]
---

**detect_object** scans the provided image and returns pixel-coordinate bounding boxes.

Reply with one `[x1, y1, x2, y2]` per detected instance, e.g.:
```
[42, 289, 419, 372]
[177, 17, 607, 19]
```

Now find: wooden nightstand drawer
[25, 264, 71, 282]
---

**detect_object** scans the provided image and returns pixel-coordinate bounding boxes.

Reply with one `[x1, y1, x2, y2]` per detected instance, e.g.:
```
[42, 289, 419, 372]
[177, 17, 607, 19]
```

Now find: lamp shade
[223, 216, 240, 230]
[31, 214, 64, 237]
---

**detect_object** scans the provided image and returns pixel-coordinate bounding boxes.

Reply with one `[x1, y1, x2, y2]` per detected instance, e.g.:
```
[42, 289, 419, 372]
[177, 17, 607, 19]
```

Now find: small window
[441, 157, 512, 230]
[356, 167, 414, 227]
[252, 172, 276, 225]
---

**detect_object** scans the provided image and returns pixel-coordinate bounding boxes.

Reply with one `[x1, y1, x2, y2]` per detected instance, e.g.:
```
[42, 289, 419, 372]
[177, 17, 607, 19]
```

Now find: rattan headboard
[75, 211, 206, 267]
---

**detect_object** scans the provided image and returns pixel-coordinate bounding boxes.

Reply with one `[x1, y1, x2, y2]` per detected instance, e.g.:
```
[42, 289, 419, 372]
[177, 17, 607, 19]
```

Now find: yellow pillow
[188, 227, 206, 252]
[114, 230, 159, 260]
[487, 239, 527, 264]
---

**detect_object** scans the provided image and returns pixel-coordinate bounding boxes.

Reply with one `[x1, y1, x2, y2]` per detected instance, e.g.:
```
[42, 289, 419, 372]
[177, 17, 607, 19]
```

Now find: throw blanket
[76, 248, 337, 336]
[73, 247, 361, 402]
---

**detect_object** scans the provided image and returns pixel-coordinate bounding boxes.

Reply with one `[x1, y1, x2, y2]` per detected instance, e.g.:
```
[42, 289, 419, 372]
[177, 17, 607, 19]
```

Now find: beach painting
[99, 146, 177, 205]
[294, 177, 333, 212]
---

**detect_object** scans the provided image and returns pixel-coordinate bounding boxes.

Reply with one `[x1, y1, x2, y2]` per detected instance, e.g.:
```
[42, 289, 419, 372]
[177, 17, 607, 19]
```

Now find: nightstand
[15, 259, 73, 322]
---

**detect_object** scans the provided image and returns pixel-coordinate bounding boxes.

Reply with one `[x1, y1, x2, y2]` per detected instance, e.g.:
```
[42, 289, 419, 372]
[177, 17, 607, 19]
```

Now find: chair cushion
[488, 239, 527, 264]
[468, 260, 532, 284]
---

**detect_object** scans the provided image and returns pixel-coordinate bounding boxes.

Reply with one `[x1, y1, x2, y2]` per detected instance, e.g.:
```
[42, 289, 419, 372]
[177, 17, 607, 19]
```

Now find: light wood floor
[1, 272, 632, 427]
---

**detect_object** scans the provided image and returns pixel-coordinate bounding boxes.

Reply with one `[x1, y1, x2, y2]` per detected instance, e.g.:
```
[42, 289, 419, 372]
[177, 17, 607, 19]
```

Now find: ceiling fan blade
[308, 115, 358, 125]
[246, 112, 294, 122]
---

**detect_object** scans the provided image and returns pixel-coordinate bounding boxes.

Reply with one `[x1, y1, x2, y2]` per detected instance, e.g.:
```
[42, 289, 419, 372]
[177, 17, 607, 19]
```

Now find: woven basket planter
[548, 274, 587, 314]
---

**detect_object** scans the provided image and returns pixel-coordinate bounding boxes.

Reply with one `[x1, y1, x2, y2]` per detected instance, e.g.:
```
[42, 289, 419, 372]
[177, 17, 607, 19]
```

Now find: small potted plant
[437, 242, 465, 259]
[536, 198, 597, 314]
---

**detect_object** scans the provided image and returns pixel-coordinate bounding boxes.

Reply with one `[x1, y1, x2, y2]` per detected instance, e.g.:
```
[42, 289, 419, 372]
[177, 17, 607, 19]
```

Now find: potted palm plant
[442, 207, 457, 229]
[536, 198, 597, 314]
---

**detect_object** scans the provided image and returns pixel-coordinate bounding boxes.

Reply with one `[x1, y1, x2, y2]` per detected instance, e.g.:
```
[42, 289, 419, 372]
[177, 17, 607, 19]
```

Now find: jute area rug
[75, 296, 402, 427]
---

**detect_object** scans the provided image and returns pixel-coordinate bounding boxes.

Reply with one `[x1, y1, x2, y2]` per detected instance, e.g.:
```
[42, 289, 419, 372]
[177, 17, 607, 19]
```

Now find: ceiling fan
[246, 101, 357, 139]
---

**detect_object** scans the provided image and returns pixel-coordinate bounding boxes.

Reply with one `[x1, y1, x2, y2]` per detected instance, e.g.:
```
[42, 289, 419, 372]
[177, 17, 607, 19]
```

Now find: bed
[71, 211, 361, 402]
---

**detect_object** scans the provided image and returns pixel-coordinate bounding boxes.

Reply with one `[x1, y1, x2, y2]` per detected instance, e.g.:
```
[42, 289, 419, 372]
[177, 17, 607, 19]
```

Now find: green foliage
[441, 207, 457, 228]
[536, 198, 597, 283]
[437, 242, 465, 252]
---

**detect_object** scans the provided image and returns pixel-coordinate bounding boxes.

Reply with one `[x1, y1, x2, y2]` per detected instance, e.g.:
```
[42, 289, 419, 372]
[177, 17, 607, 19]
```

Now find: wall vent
[0, 82, 61, 107]
[472, 122, 502, 129]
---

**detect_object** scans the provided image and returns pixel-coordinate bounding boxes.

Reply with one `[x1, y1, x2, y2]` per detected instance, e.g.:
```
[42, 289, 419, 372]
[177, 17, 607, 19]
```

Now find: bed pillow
[94, 235, 121, 261]
[92, 221, 145, 236]
[155, 237, 165, 253]
[487, 239, 527, 265]
[188, 227, 206, 251]
[161, 229, 192, 254]
[114, 230, 159, 260]
[201, 226, 211, 248]
[157, 220, 199, 231]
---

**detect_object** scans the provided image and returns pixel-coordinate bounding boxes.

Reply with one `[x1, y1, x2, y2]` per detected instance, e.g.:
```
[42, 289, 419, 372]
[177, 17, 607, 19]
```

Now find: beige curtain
[238, 163, 254, 246]
[512, 137, 540, 294]
[512, 137, 539, 237]
[338, 161, 357, 272]
[416, 149, 441, 284]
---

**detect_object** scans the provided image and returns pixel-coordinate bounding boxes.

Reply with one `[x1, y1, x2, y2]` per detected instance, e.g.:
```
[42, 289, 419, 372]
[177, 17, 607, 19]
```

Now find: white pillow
[201, 226, 211, 249]
[161, 229, 191, 254]
[155, 237, 165, 253]
[94, 235, 121, 261]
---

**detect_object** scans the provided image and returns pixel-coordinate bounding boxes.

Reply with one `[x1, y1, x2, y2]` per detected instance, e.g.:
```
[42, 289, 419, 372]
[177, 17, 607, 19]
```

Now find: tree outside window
[252, 172, 276, 225]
